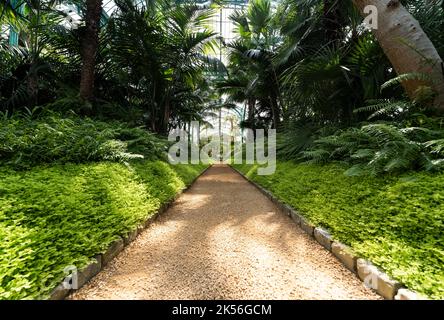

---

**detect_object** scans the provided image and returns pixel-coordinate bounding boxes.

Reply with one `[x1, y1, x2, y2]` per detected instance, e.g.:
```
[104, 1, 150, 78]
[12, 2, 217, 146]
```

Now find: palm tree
[220, 0, 282, 130]
[79, 0, 103, 103]
[108, 0, 220, 134]
[274, 0, 398, 124]
[353, 0, 444, 111]
[0, 0, 21, 25]
[0, 0, 67, 109]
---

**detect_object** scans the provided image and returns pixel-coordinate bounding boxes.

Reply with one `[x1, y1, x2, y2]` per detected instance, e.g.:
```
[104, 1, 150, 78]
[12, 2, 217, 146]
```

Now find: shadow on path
[70, 164, 380, 300]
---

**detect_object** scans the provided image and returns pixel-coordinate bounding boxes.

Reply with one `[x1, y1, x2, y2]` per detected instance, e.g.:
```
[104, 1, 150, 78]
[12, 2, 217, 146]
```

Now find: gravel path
[70, 164, 380, 300]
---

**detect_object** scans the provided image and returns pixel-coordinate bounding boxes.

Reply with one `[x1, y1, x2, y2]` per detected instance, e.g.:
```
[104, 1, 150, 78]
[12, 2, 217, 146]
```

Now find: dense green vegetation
[0, 0, 216, 300]
[233, 162, 444, 299]
[220, 0, 444, 176]
[2, 1, 444, 175]
[0, 0, 221, 134]
[0, 161, 207, 299]
[1, 0, 444, 300]
[0, 113, 167, 169]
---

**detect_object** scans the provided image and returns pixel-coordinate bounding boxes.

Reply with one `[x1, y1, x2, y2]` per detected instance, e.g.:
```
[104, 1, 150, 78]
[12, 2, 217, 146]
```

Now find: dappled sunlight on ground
[69, 165, 380, 300]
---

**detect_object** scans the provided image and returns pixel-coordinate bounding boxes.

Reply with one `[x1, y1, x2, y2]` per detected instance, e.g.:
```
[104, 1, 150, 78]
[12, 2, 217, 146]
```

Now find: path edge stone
[48, 164, 212, 300]
[331, 241, 357, 273]
[230, 165, 427, 301]
[314, 227, 333, 251]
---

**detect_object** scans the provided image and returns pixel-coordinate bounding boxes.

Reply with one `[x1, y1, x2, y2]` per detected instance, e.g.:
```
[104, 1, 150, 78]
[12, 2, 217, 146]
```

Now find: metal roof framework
[3, 1, 250, 46]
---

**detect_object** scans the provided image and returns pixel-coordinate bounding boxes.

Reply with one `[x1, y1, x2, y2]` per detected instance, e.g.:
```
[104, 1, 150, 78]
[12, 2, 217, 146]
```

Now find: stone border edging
[48, 165, 212, 300]
[230, 165, 427, 301]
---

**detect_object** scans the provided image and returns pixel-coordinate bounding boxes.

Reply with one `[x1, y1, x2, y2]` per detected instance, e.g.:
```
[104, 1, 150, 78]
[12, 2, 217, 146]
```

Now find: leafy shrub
[299, 123, 444, 176]
[276, 120, 335, 160]
[278, 67, 444, 177]
[234, 162, 444, 299]
[0, 114, 168, 169]
[0, 161, 208, 299]
[115, 126, 168, 160]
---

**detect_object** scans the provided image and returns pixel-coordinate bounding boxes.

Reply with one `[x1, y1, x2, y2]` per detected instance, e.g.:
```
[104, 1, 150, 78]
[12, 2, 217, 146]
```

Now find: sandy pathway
[70, 164, 379, 300]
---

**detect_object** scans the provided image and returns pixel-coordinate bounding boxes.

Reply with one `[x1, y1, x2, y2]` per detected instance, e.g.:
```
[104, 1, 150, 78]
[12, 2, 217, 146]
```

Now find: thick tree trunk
[353, 0, 444, 111]
[79, 0, 102, 102]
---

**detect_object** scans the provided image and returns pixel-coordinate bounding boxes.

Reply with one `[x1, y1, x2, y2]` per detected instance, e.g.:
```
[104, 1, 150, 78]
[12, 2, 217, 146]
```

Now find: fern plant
[0, 114, 168, 169]
[301, 122, 444, 176]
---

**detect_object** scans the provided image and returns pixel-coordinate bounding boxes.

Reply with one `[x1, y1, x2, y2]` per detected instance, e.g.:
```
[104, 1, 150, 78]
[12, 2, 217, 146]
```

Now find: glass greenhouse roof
[100, 1, 252, 64]
[103, 1, 249, 14]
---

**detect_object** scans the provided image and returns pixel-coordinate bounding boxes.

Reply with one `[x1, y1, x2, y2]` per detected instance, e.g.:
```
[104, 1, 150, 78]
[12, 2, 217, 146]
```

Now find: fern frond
[381, 72, 434, 90]
[354, 99, 411, 120]
[424, 139, 444, 155]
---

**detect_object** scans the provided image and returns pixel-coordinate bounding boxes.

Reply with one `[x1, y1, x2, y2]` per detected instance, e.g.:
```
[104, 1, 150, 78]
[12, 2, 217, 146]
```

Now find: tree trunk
[247, 98, 255, 121]
[269, 94, 280, 129]
[161, 100, 171, 135]
[27, 70, 38, 106]
[79, 0, 102, 102]
[323, 0, 342, 43]
[246, 98, 256, 140]
[150, 116, 157, 133]
[218, 107, 222, 139]
[353, 0, 444, 111]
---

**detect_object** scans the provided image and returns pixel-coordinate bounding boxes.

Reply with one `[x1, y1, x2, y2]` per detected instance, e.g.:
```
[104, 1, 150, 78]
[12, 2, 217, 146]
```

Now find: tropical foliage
[221, 0, 444, 175]
[1, 0, 444, 301]
[0, 112, 167, 169]
[1, 0, 221, 134]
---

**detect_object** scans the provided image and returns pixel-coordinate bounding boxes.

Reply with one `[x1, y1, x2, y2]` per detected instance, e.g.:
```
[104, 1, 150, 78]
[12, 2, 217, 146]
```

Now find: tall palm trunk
[247, 98, 256, 140]
[269, 94, 280, 129]
[247, 98, 255, 122]
[353, 0, 444, 111]
[323, 0, 342, 43]
[27, 2, 41, 107]
[161, 99, 171, 135]
[219, 108, 222, 140]
[79, 0, 102, 102]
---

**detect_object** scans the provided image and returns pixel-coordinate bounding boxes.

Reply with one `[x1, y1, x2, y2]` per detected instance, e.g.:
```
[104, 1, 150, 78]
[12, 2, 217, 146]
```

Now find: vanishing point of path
[70, 164, 380, 300]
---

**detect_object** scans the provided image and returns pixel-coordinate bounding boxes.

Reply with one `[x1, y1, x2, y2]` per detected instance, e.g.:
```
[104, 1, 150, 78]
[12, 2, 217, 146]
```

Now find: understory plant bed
[0, 161, 208, 299]
[232, 162, 444, 299]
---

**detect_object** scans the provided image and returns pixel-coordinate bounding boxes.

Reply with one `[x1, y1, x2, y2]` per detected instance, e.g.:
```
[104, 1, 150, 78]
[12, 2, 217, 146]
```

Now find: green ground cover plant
[0, 161, 207, 299]
[233, 162, 444, 299]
